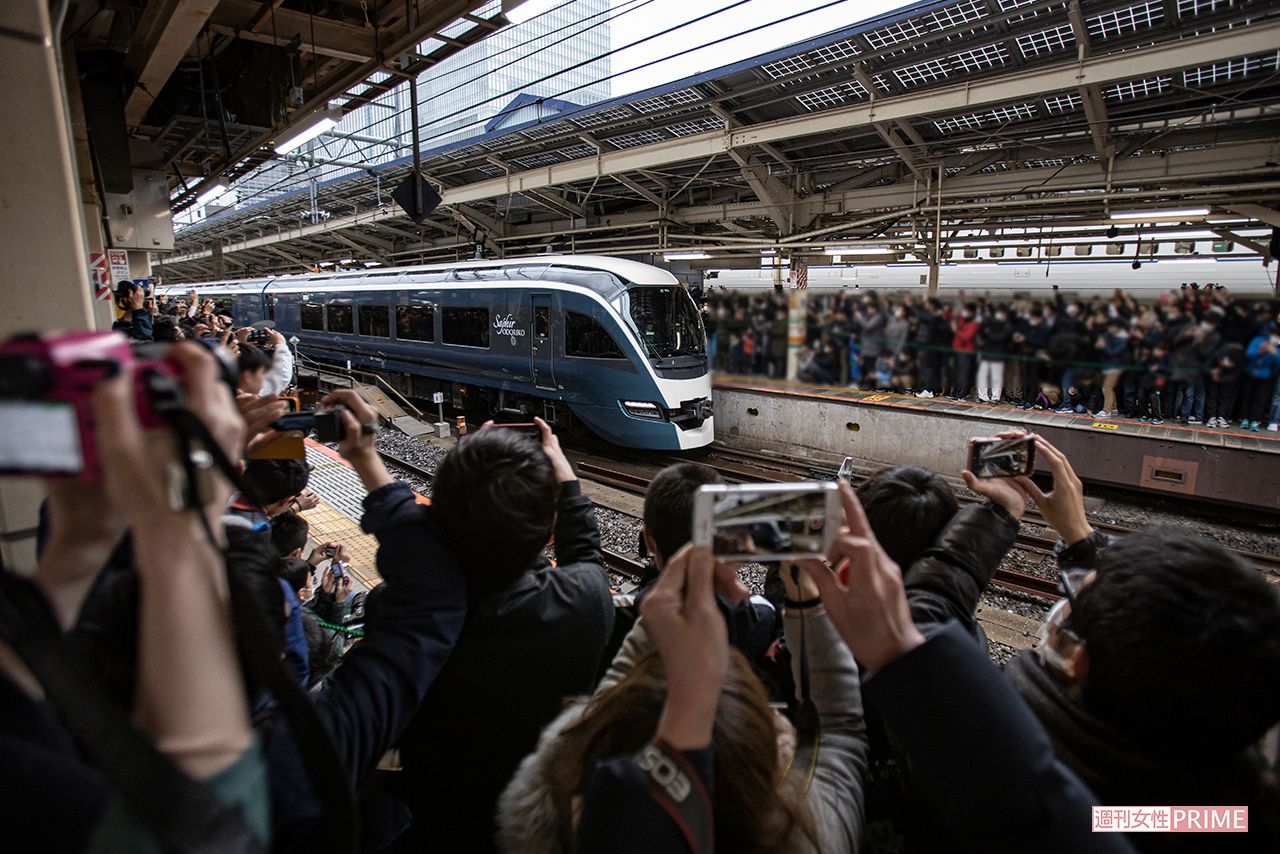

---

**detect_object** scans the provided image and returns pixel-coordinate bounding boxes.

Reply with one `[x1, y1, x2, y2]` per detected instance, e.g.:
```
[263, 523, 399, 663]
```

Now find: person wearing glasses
[1003, 433, 1280, 854]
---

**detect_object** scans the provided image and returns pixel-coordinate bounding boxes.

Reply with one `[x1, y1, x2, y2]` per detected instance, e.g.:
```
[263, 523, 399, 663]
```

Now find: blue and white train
[158, 256, 714, 450]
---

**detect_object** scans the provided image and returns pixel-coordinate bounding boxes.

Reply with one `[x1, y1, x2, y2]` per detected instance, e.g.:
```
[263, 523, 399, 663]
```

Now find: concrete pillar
[927, 257, 940, 295]
[785, 287, 807, 381]
[0, 0, 98, 573]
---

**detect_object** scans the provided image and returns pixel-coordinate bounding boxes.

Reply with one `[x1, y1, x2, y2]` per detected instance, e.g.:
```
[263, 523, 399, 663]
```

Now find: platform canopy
[158, 0, 1280, 280]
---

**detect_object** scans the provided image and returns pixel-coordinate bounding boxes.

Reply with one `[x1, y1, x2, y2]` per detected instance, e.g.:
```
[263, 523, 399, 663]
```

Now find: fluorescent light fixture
[363, 260, 382, 267]
[663, 251, 710, 260]
[274, 110, 341, 155]
[195, 181, 231, 207]
[1109, 208, 1210, 220]
[339, 258, 353, 264]
[504, 0, 559, 24]
[760, 248, 777, 255]
[824, 246, 894, 255]
[318, 261, 335, 267]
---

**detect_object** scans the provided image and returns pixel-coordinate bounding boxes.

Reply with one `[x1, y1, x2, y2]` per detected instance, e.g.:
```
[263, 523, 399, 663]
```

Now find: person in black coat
[1005, 436, 1280, 854]
[976, 309, 1014, 403]
[1203, 343, 1244, 427]
[397, 420, 614, 853]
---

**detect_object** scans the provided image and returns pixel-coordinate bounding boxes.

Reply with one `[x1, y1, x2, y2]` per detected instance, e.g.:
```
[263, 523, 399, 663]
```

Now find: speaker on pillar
[392, 173, 441, 224]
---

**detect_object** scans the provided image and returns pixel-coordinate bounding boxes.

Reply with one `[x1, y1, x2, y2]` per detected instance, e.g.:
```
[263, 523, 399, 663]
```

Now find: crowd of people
[2, 307, 1278, 853]
[704, 286, 1280, 431]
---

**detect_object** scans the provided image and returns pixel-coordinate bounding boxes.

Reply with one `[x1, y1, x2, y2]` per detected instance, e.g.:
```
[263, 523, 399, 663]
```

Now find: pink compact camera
[0, 331, 195, 479]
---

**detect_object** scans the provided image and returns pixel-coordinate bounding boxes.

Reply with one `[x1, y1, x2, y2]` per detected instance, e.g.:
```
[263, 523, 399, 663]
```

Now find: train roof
[157, 254, 679, 297]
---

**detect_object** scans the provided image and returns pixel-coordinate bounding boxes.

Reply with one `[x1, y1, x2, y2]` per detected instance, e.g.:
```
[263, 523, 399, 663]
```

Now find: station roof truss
[159, 0, 1280, 281]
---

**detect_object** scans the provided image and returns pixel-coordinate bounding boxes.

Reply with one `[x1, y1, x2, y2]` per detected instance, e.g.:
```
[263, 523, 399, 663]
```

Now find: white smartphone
[693, 481, 842, 563]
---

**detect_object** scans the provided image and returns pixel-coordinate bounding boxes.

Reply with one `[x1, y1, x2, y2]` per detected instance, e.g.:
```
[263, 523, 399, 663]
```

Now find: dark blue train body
[160, 256, 713, 450]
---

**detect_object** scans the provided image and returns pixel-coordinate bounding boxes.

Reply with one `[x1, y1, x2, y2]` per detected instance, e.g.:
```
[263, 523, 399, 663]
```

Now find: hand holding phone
[968, 436, 1035, 479]
[693, 482, 841, 563]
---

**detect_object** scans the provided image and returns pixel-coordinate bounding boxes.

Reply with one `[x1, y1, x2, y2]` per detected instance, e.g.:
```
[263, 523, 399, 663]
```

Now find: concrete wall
[714, 387, 1280, 508]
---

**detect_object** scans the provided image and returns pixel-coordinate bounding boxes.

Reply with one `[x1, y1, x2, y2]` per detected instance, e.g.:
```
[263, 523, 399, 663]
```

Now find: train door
[530, 294, 556, 390]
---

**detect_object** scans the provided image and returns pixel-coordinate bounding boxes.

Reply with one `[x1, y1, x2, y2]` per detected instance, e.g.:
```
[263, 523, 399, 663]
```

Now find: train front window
[623, 287, 706, 361]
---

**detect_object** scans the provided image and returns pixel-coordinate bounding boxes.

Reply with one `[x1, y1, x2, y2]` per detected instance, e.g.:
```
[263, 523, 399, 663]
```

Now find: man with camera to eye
[235, 324, 294, 397]
[110, 280, 155, 342]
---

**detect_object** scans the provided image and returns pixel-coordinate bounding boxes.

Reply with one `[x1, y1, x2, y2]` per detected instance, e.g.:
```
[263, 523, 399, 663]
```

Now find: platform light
[663, 251, 710, 260]
[1109, 208, 1210, 220]
[318, 261, 335, 267]
[760, 248, 777, 255]
[503, 0, 559, 24]
[274, 109, 342, 155]
[363, 260, 382, 267]
[195, 181, 231, 207]
[824, 246, 894, 255]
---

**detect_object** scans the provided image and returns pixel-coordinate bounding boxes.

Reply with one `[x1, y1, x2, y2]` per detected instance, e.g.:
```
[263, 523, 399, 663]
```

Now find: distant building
[199, 0, 612, 223]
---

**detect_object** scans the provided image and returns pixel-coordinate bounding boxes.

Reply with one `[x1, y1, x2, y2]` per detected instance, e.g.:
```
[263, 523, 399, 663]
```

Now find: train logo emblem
[493, 313, 526, 346]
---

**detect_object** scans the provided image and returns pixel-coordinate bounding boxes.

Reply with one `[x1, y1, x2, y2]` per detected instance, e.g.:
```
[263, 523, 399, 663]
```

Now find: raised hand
[806, 482, 925, 672]
[1014, 435, 1093, 546]
[640, 544, 728, 750]
[534, 416, 576, 483]
[962, 429, 1032, 520]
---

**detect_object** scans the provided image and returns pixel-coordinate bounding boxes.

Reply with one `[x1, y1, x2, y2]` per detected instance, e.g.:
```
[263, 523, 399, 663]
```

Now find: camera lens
[0, 354, 51, 398]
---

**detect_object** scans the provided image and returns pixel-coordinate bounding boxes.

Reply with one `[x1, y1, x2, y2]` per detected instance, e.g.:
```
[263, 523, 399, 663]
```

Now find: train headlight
[622, 400, 664, 420]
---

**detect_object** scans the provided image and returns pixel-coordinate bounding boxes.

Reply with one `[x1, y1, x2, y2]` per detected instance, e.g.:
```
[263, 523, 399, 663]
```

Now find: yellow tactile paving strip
[297, 499, 383, 589]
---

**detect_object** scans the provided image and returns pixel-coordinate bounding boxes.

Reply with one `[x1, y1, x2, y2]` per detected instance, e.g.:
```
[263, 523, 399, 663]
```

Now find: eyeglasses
[1059, 567, 1092, 607]
[1036, 567, 1093, 671]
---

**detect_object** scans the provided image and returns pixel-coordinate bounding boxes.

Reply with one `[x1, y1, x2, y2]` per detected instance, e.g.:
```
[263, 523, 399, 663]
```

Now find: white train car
[707, 258, 1277, 299]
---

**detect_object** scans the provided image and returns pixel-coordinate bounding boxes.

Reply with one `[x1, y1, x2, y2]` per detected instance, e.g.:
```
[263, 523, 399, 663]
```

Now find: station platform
[299, 439, 428, 591]
[712, 376, 1280, 510]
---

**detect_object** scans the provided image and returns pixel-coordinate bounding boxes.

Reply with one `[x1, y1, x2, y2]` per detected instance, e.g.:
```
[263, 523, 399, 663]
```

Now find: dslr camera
[272, 405, 352, 443]
[248, 327, 274, 347]
[0, 331, 235, 479]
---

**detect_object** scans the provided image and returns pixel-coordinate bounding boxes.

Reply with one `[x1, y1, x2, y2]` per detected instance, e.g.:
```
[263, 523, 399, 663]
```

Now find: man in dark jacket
[1203, 342, 1243, 428]
[110, 281, 154, 341]
[398, 420, 614, 852]
[913, 299, 950, 398]
[1006, 437, 1280, 854]
[1015, 307, 1052, 408]
[859, 302, 888, 389]
[976, 309, 1013, 403]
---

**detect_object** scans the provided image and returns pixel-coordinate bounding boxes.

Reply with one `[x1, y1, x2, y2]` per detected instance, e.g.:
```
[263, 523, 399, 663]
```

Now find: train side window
[301, 302, 324, 331]
[565, 311, 625, 359]
[395, 304, 434, 341]
[327, 302, 354, 334]
[534, 307, 549, 338]
[359, 304, 391, 338]
[442, 307, 490, 348]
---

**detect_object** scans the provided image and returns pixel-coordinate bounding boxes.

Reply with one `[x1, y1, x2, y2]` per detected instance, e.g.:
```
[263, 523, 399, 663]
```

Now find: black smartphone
[968, 437, 1036, 478]
[492, 421, 541, 437]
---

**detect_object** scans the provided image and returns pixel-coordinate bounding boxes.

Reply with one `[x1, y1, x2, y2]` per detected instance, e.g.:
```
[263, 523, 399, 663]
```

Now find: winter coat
[1204, 344, 1243, 385]
[883, 315, 909, 356]
[499, 610, 869, 854]
[976, 318, 1012, 359]
[398, 481, 613, 853]
[858, 311, 887, 359]
[951, 318, 979, 354]
[1098, 331, 1130, 369]
[1245, 334, 1280, 380]
[110, 309, 153, 342]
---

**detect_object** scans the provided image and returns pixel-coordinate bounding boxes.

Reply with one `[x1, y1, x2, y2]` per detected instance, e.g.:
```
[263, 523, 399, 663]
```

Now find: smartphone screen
[0, 400, 84, 474]
[969, 437, 1035, 478]
[694, 482, 839, 563]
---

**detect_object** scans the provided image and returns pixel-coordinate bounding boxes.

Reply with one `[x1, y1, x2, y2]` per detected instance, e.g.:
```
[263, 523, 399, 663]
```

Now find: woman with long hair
[498, 548, 867, 854]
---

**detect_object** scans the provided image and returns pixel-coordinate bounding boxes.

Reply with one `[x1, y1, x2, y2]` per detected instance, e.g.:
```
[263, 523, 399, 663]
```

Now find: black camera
[248, 327, 273, 346]
[272, 405, 350, 443]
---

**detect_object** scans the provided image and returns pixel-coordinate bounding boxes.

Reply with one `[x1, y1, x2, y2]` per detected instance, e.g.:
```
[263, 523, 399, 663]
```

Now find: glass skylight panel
[555, 143, 598, 159]
[1043, 92, 1083, 113]
[864, 18, 926, 50]
[988, 102, 1038, 122]
[1182, 52, 1279, 86]
[1022, 157, 1068, 168]
[934, 112, 987, 133]
[1016, 24, 1076, 58]
[761, 55, 815, 79]
[572, 107, 634, 128]
[513, 152, 560, 169]
[810, 40, 862, 65]
[522, 121, 573, 141]
[1178, 0, 1237, 17]
[1103, 75, 1171, 100]
[999, 0, 1055, 24]
[794, 81, 869, 111]
[475, 164, 506, 177]
[606, 129, 667, 149]
[950, 43, 1009, 72]
[665, 116, 726, 137]
[1088, 1, 1165, 40]
[631, 88, 703, 114]
[894, 57, 951, 87]
[924, 0, 989, 31]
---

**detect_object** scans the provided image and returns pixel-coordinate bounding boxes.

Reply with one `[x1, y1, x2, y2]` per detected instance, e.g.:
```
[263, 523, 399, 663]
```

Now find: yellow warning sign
[864, 393, 890, 402]
[1091, 422, 1118, 430]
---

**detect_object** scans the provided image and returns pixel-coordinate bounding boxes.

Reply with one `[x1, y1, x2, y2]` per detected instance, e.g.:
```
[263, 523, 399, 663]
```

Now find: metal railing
[294, 349, 428, 421]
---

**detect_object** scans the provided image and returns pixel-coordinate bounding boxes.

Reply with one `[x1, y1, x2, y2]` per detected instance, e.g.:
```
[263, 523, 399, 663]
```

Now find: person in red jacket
[949, 303, 980, 400]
